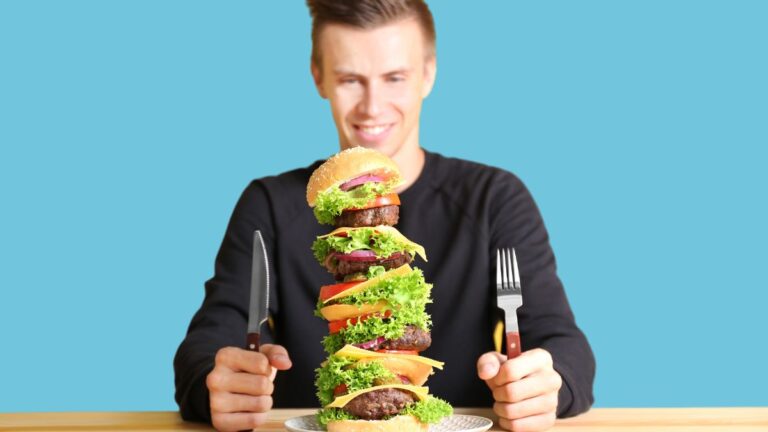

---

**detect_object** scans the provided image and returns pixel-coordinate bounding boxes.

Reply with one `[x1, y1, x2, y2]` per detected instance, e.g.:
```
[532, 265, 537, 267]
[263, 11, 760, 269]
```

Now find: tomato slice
[328, 310, 392, 334]
[352, 193, 401, 210]
[319, 281, 361, 302]
[374, 349, 419, 356]
[333, 383, 348, 396]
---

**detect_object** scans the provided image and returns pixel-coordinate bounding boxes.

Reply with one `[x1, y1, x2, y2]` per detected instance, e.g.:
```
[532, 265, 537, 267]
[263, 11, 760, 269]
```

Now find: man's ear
[421, 55, 437, 99]
[311, 62, 327, 99]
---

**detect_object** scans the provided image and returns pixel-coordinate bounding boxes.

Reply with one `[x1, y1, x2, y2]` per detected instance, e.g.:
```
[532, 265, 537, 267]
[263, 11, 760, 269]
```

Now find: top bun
[326, 414, 428, 432]
[307, 147, 403, 207]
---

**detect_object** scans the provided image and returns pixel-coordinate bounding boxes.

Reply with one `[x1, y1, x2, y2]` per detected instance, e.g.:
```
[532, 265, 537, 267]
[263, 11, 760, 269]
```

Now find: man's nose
[359, 84, 382, 117]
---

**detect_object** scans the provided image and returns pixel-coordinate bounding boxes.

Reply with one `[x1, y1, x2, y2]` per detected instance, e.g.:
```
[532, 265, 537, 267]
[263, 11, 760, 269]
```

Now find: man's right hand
[206, 344, 292, 431]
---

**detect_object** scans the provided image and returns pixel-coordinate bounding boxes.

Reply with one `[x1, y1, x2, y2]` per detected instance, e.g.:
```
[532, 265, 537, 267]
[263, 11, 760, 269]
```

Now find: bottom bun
[327, 414, 428, 432]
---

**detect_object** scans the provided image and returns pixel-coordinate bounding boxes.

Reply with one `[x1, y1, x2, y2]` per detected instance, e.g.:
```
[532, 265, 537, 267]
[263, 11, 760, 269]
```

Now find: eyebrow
[333, 68, 412, 76]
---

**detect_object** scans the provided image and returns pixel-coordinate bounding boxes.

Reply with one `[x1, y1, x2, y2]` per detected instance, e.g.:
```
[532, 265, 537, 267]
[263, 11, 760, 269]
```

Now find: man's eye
[341, 78, 359, 84]
[387, 75, 405, 83]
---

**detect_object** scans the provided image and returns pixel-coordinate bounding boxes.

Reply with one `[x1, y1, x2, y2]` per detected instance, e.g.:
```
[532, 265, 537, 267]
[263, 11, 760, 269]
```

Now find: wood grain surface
[1, 407, 766, 431]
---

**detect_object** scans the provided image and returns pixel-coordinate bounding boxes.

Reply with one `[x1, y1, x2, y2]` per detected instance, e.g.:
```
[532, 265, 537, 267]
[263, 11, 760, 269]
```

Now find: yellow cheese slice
[318, 226, 428, 262]
[371, 225, 427, 261]
[324, 264, 413, 304]
[319, 300, 389, 321]
[326, 384, 430, 408]
[335, 344, 445, 370]
[356, 357, 435, 386]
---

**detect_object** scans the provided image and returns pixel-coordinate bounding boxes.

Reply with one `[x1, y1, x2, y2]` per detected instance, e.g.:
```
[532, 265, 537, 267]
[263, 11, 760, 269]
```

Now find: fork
[497, 248, 523, 359]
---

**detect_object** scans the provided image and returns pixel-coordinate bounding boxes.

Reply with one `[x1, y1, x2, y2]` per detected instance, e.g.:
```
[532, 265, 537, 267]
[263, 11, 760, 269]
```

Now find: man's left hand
[477, 348, 562, 432]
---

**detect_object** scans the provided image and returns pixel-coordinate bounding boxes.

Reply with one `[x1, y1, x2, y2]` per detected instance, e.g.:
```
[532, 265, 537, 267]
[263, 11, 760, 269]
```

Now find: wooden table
[1, 407, 766, 431]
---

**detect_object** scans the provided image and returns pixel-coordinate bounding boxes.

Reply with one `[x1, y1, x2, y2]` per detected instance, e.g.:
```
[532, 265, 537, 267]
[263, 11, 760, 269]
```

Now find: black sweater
[174, 150, 595, 422]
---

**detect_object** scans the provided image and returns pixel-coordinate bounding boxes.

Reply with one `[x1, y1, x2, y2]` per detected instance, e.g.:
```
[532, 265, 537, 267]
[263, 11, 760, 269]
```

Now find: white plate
[285, 414, 493, 432]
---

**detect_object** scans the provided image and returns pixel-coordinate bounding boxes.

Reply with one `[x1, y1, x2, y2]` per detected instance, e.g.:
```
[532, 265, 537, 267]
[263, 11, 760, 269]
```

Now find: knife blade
[247, 230, 270, 352]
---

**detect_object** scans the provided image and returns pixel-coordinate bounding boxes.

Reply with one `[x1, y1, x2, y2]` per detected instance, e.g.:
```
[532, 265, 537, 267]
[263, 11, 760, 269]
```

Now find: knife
[247, 230, 270, 352]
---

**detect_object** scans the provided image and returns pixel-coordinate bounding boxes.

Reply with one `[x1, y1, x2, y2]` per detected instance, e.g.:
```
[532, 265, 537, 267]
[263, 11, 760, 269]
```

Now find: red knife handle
[246, 333, 260, 352]
[506, 331, 521, 359]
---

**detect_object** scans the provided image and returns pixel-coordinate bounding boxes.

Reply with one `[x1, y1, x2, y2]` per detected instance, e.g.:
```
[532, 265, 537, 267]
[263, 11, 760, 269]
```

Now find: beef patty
[333, 252, 411, 281]
[379, 325, 432, 352]
[343, 388, 415, 420]
[334, 205, 399, 228]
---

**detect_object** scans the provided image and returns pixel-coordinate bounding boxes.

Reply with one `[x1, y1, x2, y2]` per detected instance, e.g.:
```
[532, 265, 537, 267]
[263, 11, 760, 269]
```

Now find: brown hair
[307, 0, 436, 67]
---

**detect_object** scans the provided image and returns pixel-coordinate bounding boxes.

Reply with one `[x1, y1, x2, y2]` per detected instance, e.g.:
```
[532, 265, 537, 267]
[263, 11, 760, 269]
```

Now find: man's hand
[206, 344, 292, 431]
[477, 348, 562, 432]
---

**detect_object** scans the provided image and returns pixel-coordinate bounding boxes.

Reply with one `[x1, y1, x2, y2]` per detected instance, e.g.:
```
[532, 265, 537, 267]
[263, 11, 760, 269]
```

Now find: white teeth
[360, 125, 388, 135]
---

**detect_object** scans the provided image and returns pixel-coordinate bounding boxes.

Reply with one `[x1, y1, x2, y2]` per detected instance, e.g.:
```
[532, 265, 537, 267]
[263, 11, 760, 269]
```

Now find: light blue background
[1, 1, 766, 412]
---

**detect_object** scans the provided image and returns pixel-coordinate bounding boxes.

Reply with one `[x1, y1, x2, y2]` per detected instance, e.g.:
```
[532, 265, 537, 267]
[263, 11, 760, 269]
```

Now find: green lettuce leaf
[366, 265, 386, 279]
[316, 397, 453, 428]
[336, 268, 431, 308]
[322, 306, 432, 354]
[317, 396, 453, 427]
[315, 268, 431, 317]
[312, 240, 333, 265]
[318, 269, 433, 354]
[312, 227, 421, 265]
[400, 396, 454, 424]
[313, 182, 391, 225]
[316, 407, 356, 428]
[315, 355, 395, 407]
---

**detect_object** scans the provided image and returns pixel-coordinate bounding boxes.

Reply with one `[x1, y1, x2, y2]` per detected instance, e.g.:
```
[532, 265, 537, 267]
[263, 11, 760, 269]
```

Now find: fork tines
[496, 248, 522, 296]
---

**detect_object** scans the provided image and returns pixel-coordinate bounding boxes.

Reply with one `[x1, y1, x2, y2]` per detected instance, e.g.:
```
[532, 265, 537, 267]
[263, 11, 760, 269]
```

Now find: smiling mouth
[354, 123, 393, 137]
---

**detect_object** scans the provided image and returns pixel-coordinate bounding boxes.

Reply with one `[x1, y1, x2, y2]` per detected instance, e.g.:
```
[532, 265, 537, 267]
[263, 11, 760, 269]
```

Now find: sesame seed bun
[306, 147, 403, 207]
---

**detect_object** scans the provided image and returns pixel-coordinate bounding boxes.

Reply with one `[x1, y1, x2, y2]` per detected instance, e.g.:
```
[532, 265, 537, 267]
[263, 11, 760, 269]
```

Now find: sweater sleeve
[488, 172, 595, 418]
[173, 181, 278, 423]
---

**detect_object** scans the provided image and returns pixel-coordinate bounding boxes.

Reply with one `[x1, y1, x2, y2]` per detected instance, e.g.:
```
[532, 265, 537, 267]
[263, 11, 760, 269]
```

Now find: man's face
[312, 18, 436, 157]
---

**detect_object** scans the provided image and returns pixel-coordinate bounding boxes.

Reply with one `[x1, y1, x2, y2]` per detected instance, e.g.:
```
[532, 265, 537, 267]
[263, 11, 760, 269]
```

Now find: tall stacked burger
[307, 147, 453, 432]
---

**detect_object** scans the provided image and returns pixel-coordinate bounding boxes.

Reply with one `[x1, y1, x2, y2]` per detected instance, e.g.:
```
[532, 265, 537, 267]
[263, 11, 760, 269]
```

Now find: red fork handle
[506, 332, 521, 359]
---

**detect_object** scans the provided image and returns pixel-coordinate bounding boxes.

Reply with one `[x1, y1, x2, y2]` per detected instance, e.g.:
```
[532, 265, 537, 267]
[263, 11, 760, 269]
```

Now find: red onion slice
[335, 250, 405, 262]
[340, 174, 385, 191]
[353, 337, 386, 350]
[335, 250, 378, 262]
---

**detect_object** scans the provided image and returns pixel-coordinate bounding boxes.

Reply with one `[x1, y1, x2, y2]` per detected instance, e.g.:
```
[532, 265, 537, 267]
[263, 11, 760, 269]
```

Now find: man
[174, 1, 595, 431]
